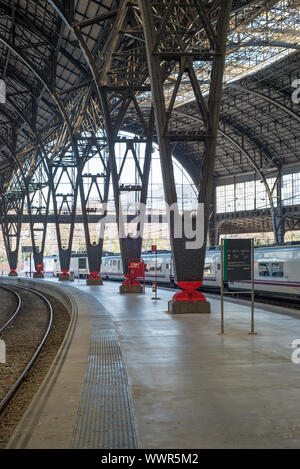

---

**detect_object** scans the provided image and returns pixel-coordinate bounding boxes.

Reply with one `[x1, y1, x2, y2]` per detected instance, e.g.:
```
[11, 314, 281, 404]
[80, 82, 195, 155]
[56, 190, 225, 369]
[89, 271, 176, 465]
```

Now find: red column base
[87, 272, 103, 285]
[8, 269, 18, 277]
[33, 271, 44, 278]
[88, 271, 102, 281]
[122, 274, 142, 288]
[59, 270, 70, 281]
[120, 274, 144, 293]
[173, 281, 207, 302]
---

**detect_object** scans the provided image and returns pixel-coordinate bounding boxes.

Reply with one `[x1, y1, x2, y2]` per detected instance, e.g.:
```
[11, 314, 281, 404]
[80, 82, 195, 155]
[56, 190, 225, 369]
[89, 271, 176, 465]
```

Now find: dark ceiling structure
[0, 0, 299, 282]
[0, 1, 299, 182]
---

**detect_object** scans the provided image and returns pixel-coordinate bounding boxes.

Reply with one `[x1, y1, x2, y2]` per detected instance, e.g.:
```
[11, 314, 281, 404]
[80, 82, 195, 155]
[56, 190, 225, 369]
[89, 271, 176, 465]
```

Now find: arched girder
[5, 97, 43, 143]
[0, 135, 52, 272]
[0, 147, 15, 168]
[0, 0, 89, 79]
[0, 134, 26, 175]
[0, 33, 73, 137]
[220, 113, 280, 169]
[172, 110, 267, 181]
[224, 83, 300, 124]
[48, 0, 74, 27]
[173, 141, 244, 181]
[217, 129, 268, 183]
[1, 97, 52, 180]
[0, 136, 25, 273]
[48, 1, 160, 279]
[0, 107, 19, 127]
[172, 108, 280, 171]
[215, 129, 278, 219]
[227, 41, 300, 51]
[222, 87, 298, 143]
[0, 136, 29, 201]
[217, 122, 281, 228]
[220, 99, 296, 161]
[0, 58, 36, 94]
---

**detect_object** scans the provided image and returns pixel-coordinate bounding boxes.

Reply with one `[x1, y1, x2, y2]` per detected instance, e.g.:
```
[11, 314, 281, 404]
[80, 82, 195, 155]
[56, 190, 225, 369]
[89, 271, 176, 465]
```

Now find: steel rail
[0, 285, 53, 414]
[0, 285, 22, 334]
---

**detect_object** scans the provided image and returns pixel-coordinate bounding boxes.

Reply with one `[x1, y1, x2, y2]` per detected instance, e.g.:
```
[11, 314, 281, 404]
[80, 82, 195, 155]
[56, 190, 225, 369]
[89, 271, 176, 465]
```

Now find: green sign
[224, 239, 252, 282]
[22, 246, 33, 253]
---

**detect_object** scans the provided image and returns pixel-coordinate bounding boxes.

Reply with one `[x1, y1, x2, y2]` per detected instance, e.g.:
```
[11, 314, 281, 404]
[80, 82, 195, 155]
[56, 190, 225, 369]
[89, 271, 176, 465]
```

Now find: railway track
[0, 286, 22, 334]
[0, 284, 53, 415]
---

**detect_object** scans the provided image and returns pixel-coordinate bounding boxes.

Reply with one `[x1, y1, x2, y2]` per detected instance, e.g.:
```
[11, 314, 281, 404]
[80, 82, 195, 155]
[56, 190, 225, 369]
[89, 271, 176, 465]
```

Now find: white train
[101, 244, 300, 299]
[22, 244, 300, 299]
[22, 252, 89, 278]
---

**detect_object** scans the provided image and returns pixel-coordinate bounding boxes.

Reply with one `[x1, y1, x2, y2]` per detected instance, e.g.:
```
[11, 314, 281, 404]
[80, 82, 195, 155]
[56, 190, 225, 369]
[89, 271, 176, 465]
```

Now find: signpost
[220, 238, 255, 335]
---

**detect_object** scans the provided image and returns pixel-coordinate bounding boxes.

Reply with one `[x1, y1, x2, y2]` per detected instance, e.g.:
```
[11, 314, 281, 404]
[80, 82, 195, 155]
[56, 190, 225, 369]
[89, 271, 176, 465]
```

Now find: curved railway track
[0, 285, 22, 334]
[0, 284, 53, 415]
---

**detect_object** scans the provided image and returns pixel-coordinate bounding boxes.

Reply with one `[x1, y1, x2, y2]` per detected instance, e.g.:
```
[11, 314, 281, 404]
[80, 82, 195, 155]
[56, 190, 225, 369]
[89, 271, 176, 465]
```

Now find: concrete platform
[4, 277, 300, 449]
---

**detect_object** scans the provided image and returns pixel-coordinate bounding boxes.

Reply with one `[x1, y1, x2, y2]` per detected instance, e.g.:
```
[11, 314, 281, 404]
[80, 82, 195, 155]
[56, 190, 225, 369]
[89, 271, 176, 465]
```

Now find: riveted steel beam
[139, 0, 233, 282]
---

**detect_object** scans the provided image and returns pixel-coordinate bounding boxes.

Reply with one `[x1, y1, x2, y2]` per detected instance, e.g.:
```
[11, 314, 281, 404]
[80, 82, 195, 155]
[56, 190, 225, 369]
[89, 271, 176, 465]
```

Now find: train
[22, 243, 300, 299]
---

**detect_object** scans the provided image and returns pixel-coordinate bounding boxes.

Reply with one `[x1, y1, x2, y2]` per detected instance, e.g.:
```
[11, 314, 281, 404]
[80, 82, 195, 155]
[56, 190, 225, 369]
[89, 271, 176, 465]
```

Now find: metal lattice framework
[0, 0, 299, 279]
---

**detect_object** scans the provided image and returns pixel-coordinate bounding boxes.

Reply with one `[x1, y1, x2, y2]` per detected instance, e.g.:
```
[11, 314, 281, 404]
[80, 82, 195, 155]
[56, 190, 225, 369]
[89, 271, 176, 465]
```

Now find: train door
[164, 256, 172, 284]
[78, 257, 87, 279]
[53, 258, 59, 277]
[117, 259, 122, 277]
[170, 254, 175, 286]
[216, 252, 221, 288]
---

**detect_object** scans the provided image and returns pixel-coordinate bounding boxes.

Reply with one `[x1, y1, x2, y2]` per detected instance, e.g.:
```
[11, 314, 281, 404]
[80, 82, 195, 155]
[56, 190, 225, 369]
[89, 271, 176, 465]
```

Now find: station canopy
[0, 0, 299, 189]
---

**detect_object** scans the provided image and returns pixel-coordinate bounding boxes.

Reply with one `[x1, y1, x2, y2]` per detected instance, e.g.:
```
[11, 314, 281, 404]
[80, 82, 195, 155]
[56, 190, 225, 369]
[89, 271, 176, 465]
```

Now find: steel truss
[72, 1, 156, 276]
[0, 0, 298, 279]
[138, 0, 233, 282]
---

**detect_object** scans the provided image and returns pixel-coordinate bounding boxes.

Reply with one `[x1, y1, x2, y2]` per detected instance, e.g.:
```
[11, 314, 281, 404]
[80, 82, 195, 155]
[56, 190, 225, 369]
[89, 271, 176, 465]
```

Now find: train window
[217, 264, 220, 270]
[204, 264, 212, 275]
[259, 263, 270, 277]
[156, 264, 162, 272]
[166, 264, 169, 269]
[271, 262, 283, 277]
[118, 260, 121, 270]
